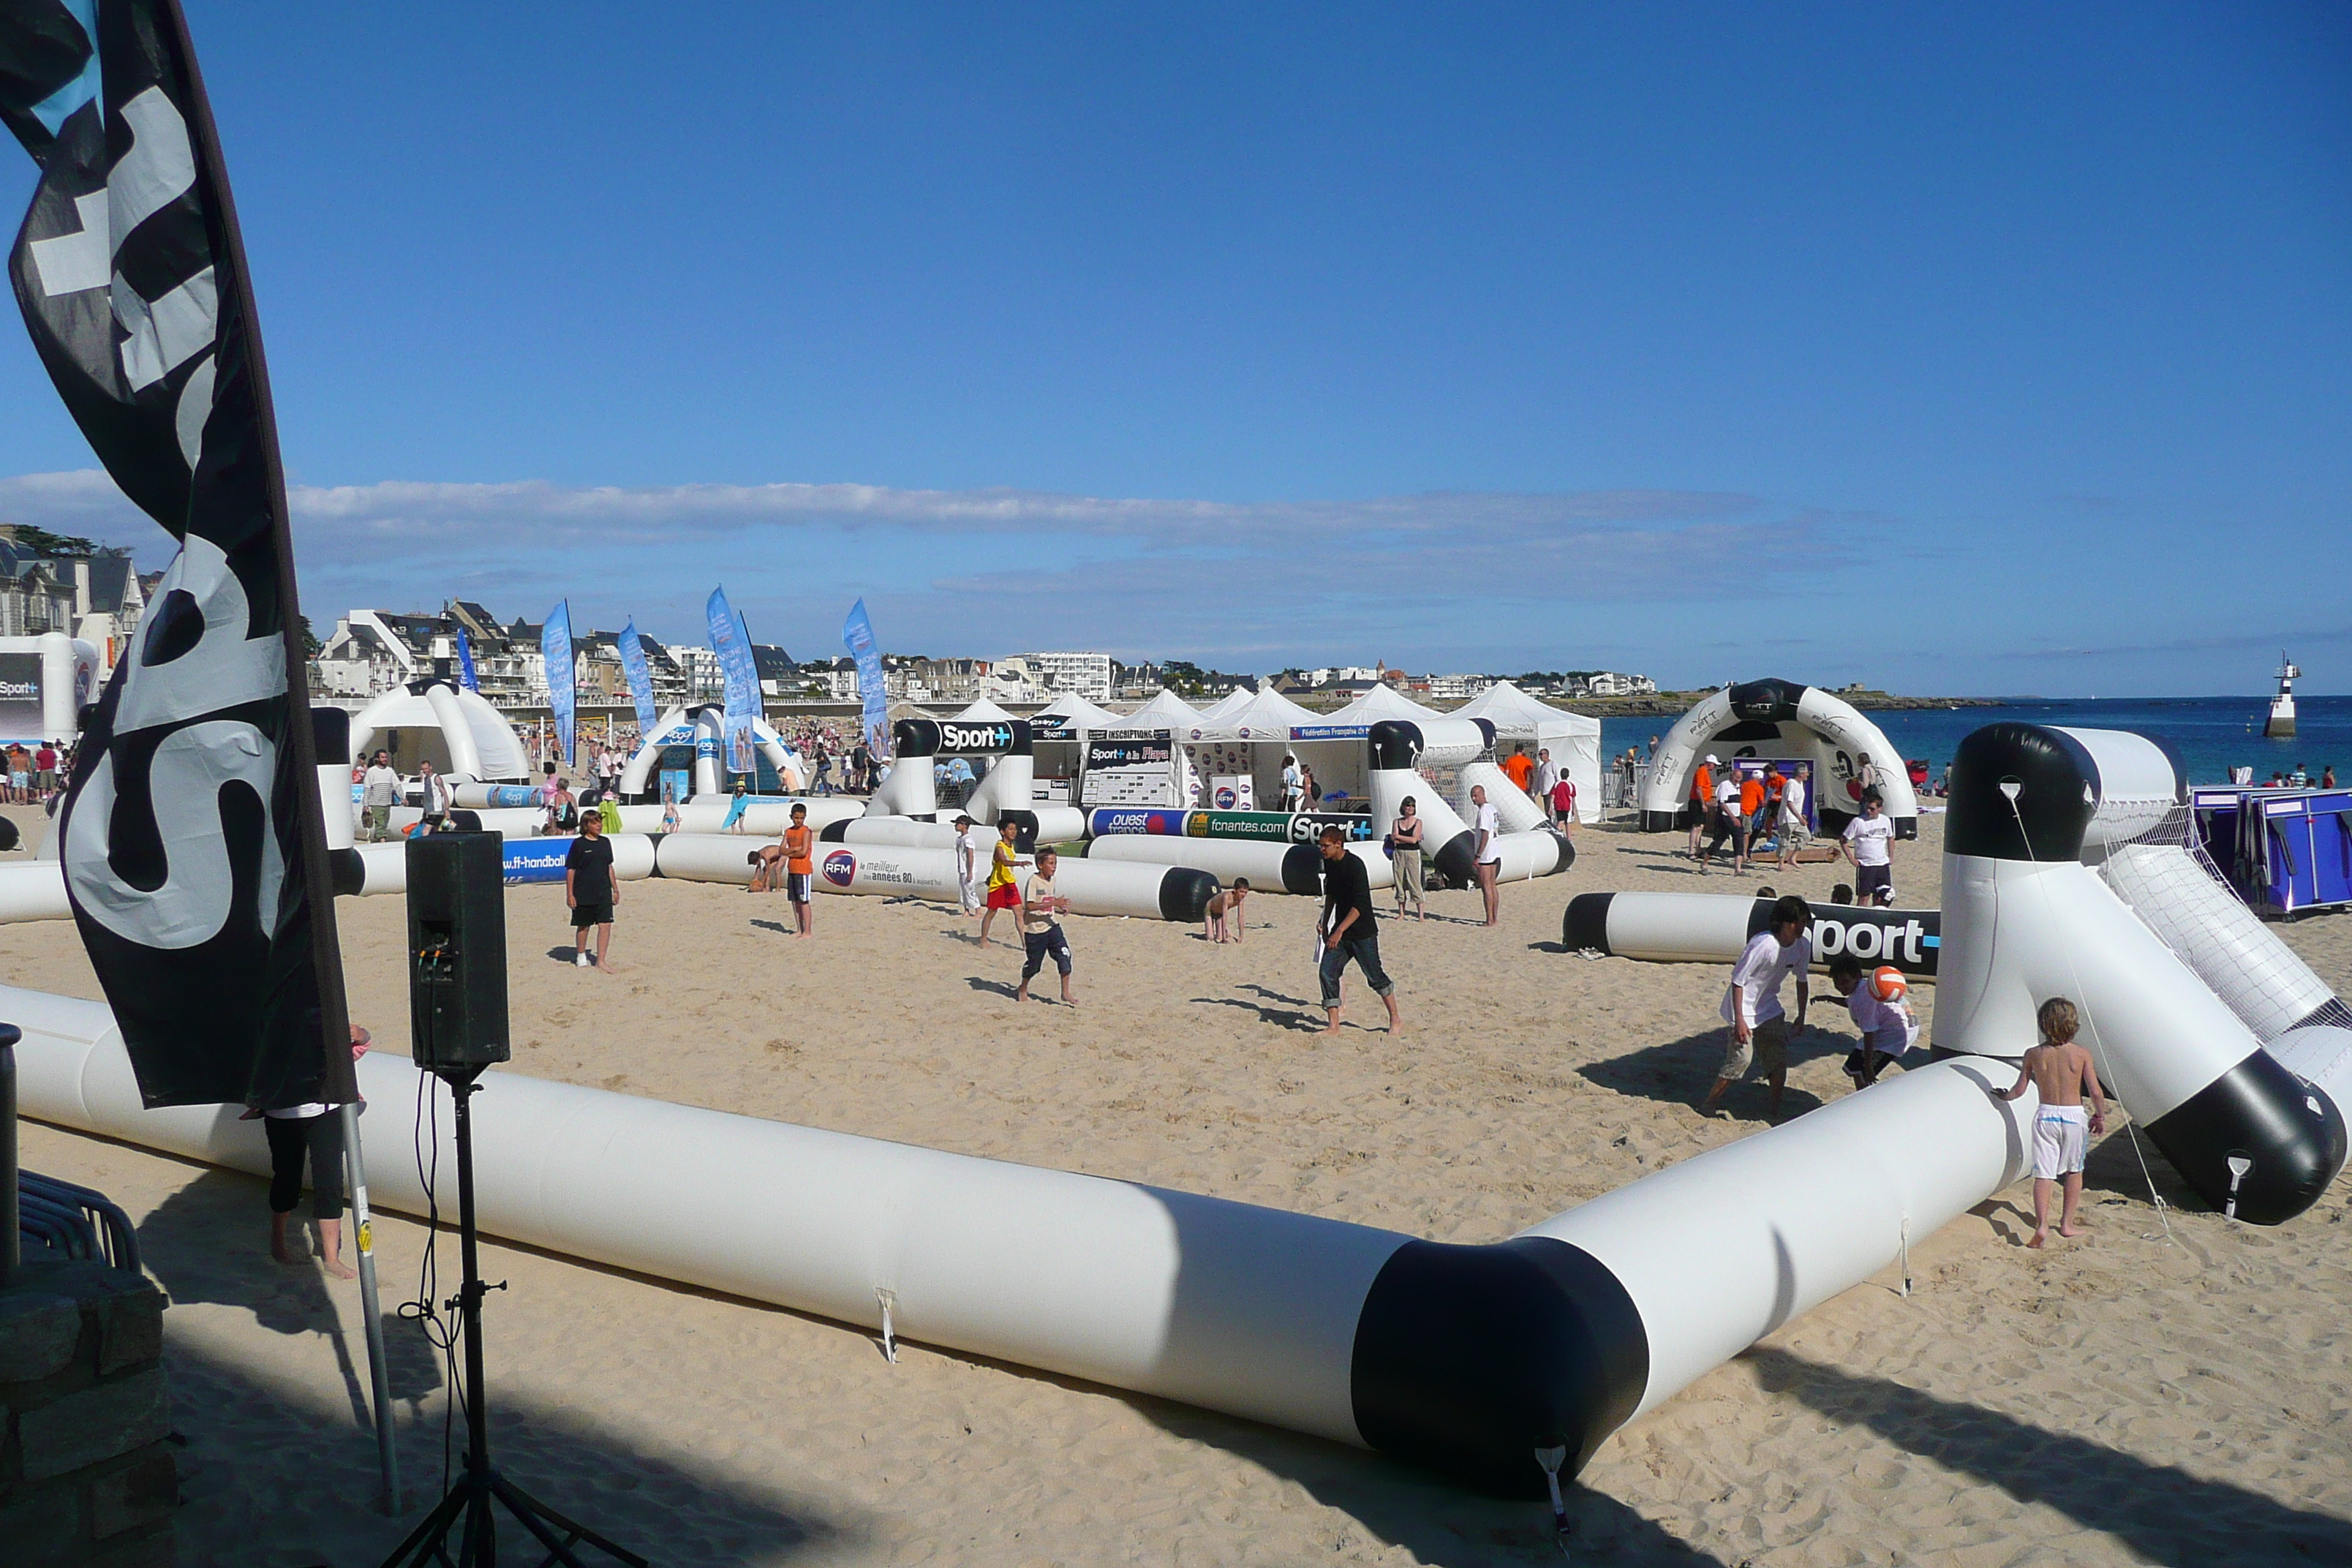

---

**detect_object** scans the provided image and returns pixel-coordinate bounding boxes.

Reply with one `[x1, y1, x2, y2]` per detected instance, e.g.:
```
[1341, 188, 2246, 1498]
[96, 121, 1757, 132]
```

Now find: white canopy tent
[1453, 681, 1604, 822]
[951, 698, 1021, 725]
[1185, 687, 1336, 810]
[1123, 689, 1203, 729]
[1323, 685, 1446, 728]
[1193, 687, 1256, 726]
[1030, 694, 1124, 734]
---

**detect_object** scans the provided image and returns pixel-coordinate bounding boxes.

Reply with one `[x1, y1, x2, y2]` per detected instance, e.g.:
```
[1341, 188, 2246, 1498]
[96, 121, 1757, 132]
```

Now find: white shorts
[2032, 1105, 2089, 1180]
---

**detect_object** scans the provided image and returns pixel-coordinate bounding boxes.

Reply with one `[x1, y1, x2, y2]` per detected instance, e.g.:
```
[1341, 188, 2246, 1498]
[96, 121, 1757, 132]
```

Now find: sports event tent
[1030, 694, 1125, 734]
[1123, 689, 1204, 728]
[1452, 681, 1604, 822]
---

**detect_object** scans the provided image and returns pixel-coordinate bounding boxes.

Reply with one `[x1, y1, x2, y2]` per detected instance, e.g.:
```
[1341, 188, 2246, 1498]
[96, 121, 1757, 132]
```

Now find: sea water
[1601, 695, 2352, 789]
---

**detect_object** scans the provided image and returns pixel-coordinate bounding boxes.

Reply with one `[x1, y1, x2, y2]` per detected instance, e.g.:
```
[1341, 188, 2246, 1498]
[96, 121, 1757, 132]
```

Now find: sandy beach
[5, 804, 2348, 1567]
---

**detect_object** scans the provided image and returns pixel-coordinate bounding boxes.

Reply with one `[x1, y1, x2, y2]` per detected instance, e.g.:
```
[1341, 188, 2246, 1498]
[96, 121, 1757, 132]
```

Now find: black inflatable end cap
[1563, 893, 1613, 953]
[2143, 1050, 2348, 1225]
[1431, 831, 1477, 891]
[1158, 867, 1220, 923]
[1945, 723, 2098, 862]
[998, 810, 1041, 853]
[1638, 810, 1681, 834]
[0, 815, 19, 853]
[1352, 1236, 1648, 1496]
[312, 704, 351, 761]
[1367, 720, 1425, 772]
[894, 717, 941, 758]
[1893, 815, 1919, 841]
[1546, 829, 1575, 874]
[446, 810, 483, 833]
[1281, 843, 1324, 897]
[818, 819, 850, 842]
[328, 847, 366, 898]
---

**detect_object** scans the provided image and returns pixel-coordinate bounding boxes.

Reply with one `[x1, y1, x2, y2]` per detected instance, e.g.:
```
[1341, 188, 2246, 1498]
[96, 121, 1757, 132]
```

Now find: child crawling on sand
[1992, 998, 2108, 1248]
[1204, 878, 1251, 943]
[1812, 957, 1918, 1087]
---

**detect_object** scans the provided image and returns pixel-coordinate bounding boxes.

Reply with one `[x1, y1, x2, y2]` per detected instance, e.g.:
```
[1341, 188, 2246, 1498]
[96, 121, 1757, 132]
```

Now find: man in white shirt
[1701, 894, 1814, 1119]
[1280, 754, 1303, 813]
[1699, 769, 1745, 874]
[1471, 783, 1503, 926]
[1533, 749, 1561, 824]
[1841, 789, 1897, 905]
[361, 751, 400, 843]
[1776, 763, 1812, 871]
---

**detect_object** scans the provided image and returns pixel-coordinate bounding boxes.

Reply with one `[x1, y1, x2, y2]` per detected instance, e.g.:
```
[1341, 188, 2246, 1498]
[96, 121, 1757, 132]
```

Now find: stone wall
[0, 1256, 175, 1567]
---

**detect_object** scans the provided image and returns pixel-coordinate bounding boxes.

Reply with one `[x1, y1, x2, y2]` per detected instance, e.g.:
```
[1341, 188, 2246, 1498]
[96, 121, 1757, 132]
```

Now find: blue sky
[2, 4, 2347, 693]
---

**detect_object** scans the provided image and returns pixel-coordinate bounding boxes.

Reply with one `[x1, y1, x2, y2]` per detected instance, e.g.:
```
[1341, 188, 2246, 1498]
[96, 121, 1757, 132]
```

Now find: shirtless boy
[1992, 998, 2108, 1247]
[1203, 878, 1251, 943]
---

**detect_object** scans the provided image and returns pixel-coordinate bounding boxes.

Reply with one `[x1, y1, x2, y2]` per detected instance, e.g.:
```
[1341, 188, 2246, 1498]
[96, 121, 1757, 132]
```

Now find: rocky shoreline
[1518, 691, 2008, 720]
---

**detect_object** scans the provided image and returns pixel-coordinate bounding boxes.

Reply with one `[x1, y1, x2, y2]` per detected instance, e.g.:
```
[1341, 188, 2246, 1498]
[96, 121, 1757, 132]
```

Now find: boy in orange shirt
[783, 802, 816, 938]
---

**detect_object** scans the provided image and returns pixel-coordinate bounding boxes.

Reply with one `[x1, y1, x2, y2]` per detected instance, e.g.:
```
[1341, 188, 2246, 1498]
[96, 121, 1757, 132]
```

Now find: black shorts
[1857, 863, 1893, 901]
[1022, 925, 1072, 979]
[571, 901, 613, 928]
[787, 872, 811, 902]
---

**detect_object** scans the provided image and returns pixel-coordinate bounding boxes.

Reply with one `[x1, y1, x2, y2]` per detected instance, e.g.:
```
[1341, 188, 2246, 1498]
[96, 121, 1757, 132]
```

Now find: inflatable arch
[618, 705, 804, 801]
[869, 716, 1086, 843]
[1638, 679, 1918, 838]
[348, 682, 530, 782]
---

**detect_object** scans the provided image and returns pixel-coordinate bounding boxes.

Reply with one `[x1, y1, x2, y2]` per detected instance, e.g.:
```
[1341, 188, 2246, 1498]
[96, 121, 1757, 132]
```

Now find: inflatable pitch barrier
[1563, 893, 1939, 976]
[7, 982, 2040, 1496]
[652, 834, 1217, 922]
[1937, 723, 2347, 1224]
[1089, 834, 1392, 894]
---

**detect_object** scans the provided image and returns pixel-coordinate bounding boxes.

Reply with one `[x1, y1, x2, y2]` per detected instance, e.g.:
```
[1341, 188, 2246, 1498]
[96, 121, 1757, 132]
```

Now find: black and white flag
[1, 0, 352, 1108]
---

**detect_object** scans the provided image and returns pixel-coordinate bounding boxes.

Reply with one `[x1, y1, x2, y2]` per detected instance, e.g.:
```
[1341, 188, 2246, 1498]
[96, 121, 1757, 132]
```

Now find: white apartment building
[1585, 671, 1658, 697]
[1014, 651, 1114, 702]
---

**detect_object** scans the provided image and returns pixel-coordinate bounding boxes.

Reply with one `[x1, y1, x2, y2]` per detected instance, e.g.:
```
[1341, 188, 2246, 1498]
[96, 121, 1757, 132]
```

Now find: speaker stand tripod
[380, 1068, 644, 1568]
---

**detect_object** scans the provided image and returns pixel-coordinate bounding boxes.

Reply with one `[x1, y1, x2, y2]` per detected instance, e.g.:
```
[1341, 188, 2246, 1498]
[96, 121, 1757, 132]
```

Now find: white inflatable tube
[340, 836, 658, 897]
[423, 683, 487, 782]
[1455, 761, 1545, 834]
[652, 833, 1218, 921]
[1, 985, 2048, 1494]
[674, 798, 864, 836]
[828, 818, 964, 851]
[1523, 1054, 2033, 1420]
[1484, 829, 1573, 883]
[1561, 892, 1942, 977]
[1088, 834, 1392, 895]
[0, 862, 69, 921]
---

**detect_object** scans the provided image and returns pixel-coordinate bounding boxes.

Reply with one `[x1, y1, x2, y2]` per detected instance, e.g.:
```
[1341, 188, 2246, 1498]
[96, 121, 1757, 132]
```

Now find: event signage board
[1085, 807, 1373, 843]
[0, 652, 42, 740]
[1086, 738, 1173, 770]
[940, 720, 1018, 754]
[1743, 899, 1940, 976]
[543, 600, 576, 766]
[1287, 724, 1371, 741]
[842, 598, 890, 761]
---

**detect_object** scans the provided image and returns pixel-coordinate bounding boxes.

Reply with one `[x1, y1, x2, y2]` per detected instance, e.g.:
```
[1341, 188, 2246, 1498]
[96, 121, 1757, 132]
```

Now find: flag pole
[159, 0, 397, 1514]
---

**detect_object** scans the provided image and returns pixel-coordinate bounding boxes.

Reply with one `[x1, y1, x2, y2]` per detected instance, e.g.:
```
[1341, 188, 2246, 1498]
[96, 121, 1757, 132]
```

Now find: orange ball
[1869, 966, 1908, 1004]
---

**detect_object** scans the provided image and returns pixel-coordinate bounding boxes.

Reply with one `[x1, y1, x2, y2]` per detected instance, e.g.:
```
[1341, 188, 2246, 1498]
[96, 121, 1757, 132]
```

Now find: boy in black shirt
[1316, 827, 1401, 1036]
[565, 811, 619, 969]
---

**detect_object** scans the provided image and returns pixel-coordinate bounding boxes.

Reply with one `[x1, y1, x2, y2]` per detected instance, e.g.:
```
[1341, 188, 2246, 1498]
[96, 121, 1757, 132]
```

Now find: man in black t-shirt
[565, 812, 619, 970]
[1316, 827, 1401, 1036]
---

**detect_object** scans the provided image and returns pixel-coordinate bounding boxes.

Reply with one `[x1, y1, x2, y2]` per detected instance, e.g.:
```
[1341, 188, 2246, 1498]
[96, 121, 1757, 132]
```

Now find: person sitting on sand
[1701, 894, 1812, 1120]
[1992, 998, 2108, 1248]
[1015, 847, 1075, 1004]
[1205, 878, 1251, 943]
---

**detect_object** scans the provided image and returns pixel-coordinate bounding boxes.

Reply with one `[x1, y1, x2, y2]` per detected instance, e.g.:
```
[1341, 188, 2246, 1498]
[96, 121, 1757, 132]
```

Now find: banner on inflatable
[1085, 807, 1374, 844]
[706, 587, 761, 775]
[617, 618, 658, 738]
[3, 0, 356, 1108]
[456, 628, 480, 692]
[543, 599, 576, 766]
[843, 598, 890, 761]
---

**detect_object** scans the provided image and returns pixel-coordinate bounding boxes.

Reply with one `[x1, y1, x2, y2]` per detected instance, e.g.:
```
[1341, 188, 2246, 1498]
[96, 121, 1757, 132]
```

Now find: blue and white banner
[542, 599, 576, 766]
[706, 587, 761, 775]
[617, 617, 658, 737]
[843, 597, 890, 761]
[456, 627, 480, 692]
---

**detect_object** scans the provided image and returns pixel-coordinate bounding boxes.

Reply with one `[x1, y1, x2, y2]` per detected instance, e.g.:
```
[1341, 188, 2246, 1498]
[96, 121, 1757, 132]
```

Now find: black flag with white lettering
[0, 0, 354, 1108]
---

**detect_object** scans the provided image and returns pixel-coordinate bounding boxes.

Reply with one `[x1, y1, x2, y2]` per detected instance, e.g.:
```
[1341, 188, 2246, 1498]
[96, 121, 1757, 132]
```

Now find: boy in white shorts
[1991, 998, 2108, 1248]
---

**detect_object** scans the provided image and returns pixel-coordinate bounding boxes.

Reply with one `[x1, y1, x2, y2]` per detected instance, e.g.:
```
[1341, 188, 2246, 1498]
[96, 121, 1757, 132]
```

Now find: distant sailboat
[2265, 653, 2299, 739]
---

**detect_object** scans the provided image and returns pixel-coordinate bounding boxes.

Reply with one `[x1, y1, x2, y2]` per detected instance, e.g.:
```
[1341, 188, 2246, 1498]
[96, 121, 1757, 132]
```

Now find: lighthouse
[2265, 653, 2300, 739]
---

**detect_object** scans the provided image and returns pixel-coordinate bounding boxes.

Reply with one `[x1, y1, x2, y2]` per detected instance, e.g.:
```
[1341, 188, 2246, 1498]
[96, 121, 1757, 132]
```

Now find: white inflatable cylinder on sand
[0, 862, 69, 921]
[1561, 892, 1942, 978]
[1087, 834, 1391, 895]
[1484, 829, 1573, 883]
[1523, 1054, 2034, 1420]
[828, 818, 963, 851]
[338, 836, 657, 897]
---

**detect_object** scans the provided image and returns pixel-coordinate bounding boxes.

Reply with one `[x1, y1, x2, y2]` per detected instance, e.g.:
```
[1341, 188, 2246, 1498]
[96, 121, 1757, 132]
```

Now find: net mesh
[2092, 803, 2352, 1039]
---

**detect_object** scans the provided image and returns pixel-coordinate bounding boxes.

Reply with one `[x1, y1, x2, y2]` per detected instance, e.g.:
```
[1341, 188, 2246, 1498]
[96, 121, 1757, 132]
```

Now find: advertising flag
[842, 598, 889, 761]
[617, 617, 657, 738]
[541, 600, 575, 766]
[455, 627, 478, 692]
[706, 587, 761, 777]
[1, 0, 355, 1107]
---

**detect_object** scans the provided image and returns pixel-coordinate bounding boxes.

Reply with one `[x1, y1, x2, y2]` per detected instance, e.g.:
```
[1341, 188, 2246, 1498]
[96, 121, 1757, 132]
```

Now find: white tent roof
[1123, 689, 1202, 729]
[1186, 686, 1323, 742]
[1323, 683, 1445, 728]
[951, 698, 1019, 725]
[1029, 694, 1123, 733]
[1452, 680, 1599, 739]
[1194, 687, 1256, 725]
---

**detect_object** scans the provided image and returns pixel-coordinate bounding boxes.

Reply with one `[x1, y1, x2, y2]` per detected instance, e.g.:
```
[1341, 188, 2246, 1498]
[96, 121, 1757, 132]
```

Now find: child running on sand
[1992, 998, 2108, 1247]
[977, 820, 1024, 949]
[1015, 847, 1075, 1004]
[1204, 878, 1251, 943]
